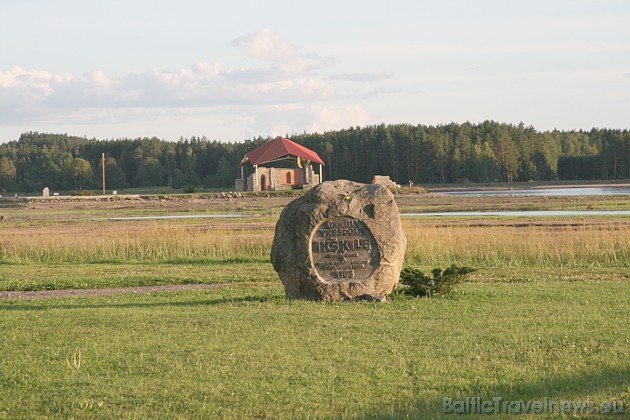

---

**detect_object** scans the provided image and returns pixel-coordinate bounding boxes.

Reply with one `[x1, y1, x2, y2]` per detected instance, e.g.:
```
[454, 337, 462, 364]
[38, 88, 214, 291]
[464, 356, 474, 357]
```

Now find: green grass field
[1, 278, 628, 418]
[0, 193, 628, 418]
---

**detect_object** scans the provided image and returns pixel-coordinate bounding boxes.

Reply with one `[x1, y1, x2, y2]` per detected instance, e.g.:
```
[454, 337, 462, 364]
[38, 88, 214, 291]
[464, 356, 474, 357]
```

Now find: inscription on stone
[310, 217, 379, 282]
[271, 179, 406, 301]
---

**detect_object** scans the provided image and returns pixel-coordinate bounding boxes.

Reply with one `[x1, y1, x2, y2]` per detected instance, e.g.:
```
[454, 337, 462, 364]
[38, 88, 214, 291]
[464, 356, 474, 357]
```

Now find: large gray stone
[271, 179, 406, 301]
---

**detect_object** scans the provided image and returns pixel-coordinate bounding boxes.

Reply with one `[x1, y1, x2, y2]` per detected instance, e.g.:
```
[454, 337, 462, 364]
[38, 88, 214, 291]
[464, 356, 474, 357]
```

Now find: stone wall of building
[372, 175, 399, 188]
[303, 165, 318, 189]
[236, 167, 307, 191]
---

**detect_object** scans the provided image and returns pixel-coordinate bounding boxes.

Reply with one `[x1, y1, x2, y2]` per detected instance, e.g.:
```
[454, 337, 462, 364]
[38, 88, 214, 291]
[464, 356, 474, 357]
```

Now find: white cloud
[0, 30, 343, 117]
[0, 30, 382, 139]
[0, 30, 346, 116]
[231, 28, 336, 76]
[1, 60, 338, 115]
[232, 29, 296, 64]
[0, 67, 54, 123]
[0, 66, 53, 91]
[191, 62, 221, 78]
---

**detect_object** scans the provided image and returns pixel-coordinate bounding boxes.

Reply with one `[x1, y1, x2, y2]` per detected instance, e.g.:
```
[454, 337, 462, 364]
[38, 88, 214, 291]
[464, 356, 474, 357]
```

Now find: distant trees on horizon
[0, 121, 628, 193]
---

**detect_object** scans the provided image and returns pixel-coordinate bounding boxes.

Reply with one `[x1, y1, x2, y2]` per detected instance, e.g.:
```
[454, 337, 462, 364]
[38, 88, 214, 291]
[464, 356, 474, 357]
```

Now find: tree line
[0, 121, 628, 193]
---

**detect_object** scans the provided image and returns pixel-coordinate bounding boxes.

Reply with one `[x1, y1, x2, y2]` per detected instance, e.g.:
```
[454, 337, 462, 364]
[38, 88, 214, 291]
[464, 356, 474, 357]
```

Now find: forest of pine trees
[0, 121, 628, 193]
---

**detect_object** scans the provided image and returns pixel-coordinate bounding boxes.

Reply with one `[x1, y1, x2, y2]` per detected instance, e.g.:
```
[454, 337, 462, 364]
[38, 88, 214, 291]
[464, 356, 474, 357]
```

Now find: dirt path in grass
[0, 283, 232, 300]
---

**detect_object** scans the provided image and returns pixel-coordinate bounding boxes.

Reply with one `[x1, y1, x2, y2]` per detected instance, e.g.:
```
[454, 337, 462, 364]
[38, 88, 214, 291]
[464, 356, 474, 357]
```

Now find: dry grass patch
[403, 218, 630, 268]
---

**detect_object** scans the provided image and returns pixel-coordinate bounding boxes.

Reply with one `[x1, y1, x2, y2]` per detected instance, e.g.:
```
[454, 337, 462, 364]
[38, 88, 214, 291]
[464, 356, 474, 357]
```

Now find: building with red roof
[235, 137, 325, 191]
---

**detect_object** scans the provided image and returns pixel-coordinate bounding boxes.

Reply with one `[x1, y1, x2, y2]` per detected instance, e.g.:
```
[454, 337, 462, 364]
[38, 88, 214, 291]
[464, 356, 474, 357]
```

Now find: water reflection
[402, 210, 630, 217]
[441, 187, 630, 196]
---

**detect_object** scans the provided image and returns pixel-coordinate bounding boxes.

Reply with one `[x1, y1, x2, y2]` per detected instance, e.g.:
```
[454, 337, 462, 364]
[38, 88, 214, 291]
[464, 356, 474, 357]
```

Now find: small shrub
[389, 185, 427, 194]
[182, 184, 196, 194]
[397, 265, 475, 298]
[71, 190, 95, 196]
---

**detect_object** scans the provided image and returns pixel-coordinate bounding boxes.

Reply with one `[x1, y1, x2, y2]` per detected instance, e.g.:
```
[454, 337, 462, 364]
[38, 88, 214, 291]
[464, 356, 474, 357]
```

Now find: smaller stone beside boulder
[271, 179, 407, 301]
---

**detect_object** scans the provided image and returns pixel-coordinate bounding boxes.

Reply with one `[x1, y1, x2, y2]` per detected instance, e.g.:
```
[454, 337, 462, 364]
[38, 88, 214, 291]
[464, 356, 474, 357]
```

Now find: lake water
[440, 186, 630, 196]
[85, 186, 629, 221]
[401, 210, 630, 217]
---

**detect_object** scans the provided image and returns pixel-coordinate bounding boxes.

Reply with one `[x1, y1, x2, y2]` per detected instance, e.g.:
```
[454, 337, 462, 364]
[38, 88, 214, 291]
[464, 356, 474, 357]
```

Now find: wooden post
[102, 153, 106, 195]
[319, 163, 323, 183]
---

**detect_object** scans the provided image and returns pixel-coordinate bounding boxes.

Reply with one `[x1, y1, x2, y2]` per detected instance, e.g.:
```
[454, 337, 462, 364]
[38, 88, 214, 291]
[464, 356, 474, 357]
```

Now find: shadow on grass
[0, 295, 282, 311]
[363, 366, 628, 418]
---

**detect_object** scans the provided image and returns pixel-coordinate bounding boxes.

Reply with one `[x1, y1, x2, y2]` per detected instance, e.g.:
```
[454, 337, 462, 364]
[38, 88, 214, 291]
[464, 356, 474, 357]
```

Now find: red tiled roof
[242, 137, 324, 166]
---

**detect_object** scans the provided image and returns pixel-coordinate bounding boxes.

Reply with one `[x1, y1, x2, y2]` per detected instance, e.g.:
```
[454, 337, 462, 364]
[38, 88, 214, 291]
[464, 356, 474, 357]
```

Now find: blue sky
[1, 0, 629, 143]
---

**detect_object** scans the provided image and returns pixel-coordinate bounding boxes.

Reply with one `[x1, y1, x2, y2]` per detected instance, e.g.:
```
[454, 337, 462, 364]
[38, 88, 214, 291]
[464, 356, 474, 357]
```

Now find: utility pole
[101, 153, 106, 195]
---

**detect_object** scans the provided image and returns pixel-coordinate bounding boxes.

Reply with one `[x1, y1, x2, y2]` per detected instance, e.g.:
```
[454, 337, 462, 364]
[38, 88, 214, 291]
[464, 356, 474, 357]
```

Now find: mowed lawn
[0, 195, 628, 417]
[1, 277, 628, 418]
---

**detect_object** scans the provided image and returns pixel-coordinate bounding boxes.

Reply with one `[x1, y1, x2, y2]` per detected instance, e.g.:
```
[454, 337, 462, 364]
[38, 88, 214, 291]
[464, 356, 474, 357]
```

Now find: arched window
[260, 174, 266, 191]
[286, 171, 292, 184]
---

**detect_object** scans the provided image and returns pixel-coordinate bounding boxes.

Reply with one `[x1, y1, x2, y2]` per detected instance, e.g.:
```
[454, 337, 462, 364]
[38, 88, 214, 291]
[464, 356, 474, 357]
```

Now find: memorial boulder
[271, 179, 406, 301]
